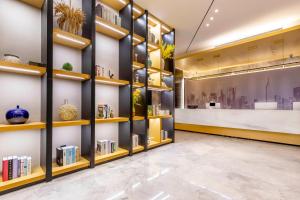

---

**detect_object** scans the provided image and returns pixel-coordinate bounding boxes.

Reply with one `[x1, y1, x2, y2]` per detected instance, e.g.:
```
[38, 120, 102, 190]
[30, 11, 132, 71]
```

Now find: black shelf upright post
[43, 0, 53, 182]
[82, 0, 96, 168]
[119, 0, 134, 155]
[132, 11, 148, 152]
[161, 29, 176, 143]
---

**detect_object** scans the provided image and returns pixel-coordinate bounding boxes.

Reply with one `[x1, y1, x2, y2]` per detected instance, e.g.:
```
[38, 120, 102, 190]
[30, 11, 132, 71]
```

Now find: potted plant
[133, 89, 143, 116]
[160, 43, 175, 70]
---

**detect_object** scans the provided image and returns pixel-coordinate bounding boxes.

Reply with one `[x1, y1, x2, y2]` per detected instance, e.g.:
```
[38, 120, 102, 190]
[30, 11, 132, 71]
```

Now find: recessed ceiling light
[210, 17, 214, 21]
[215, 9, 219, 13]
[206, 23, 210, 27]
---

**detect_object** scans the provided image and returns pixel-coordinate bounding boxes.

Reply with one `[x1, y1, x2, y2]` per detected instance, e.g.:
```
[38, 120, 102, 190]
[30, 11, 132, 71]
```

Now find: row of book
[56, 145, 80, 166]
[96, 3, 122, 26]
[132, 134, 140, 148]
[161, 130, 169, 140]
[97, 140, 117, 155]
[2, 156, 32, 182]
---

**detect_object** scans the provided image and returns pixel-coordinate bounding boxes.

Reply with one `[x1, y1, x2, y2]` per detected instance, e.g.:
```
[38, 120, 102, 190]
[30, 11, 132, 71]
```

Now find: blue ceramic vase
[6, 105, 29, 124]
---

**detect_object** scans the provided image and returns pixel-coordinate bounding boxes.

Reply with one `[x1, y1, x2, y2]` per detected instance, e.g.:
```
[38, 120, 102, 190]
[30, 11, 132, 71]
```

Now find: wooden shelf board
[0, 166, 45, 192]
[133, 3, 145, 19]
[148, 42, 159, 52]
[133, 82, 145, 88]
[52, 157, 90, 177]
[0, 122, 46, 132]
[133, 61, 145, 70]
[0, 61, 46, 76]
[148, 85, 172, 92]
[148, 140, 161, 149]
[161, 138, 173, 145]
[161, 69, 173, 76]
[96, 17, 129, 40]
[53, 69, 90, 81]
[96, 117, 129, 123]
[133, 145, 144, 153]
[148, 115, 172, 119]
[53, 28, 91, 50]
[133, 33, 145, 46]
[99, 0, 128, 11]
[95, 148, 129, 164]
[133, 116, 145, 121]
[20, 0, 44, 8]
[53, 120, 90, 128]
[148, 67, 161, 74]
[96, 76, 129, 86]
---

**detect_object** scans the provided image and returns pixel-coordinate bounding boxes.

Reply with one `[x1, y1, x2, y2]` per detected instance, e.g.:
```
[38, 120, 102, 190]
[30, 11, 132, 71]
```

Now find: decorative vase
[3, 54, 21, 64]
[58, 99, 78, 121]
[6, 105, 29, 124]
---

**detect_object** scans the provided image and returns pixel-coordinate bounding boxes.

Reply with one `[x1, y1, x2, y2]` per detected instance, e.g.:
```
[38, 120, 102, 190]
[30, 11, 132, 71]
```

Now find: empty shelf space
[0, 166, 45, 192]
[52, 157, 90, 177]
[0, 122, 46, 132]
[148, 67, 161, 74]
[148, 85, 172, 92]
[53, 120, 90, 128]
[96, 117, 129, 123]
[96, 17, 129, 40]
[133, 34, 145, 46]
[95, 148, 129, 164]
[53, 28, 91, 50]
[53, 69, 90, 81]
[161, 69, 173, 76]
[96, 76, 129, 86]
[0, 61, 46, 76]
[133, 145, 144, 154]
[148, 140, 161, 149]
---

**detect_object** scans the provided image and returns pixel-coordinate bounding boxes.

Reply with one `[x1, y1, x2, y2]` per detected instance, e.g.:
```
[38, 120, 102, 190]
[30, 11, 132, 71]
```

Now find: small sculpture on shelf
[6, 105, 29, 124]
[62, 62, 73, 71]
[96, 65, 104, 77]
[109, 70, 114, 79]
[3, 54, 21, 64]
[54, 0, 86, 34]
[58, 99, 78, 121]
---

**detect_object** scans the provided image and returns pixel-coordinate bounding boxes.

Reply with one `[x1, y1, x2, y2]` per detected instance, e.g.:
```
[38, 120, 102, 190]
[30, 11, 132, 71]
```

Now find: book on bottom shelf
[132, 134, 139, 148]
[2, 156, 32, 182]
[56, 145, 80, 167]
[96, 140, 117, 155]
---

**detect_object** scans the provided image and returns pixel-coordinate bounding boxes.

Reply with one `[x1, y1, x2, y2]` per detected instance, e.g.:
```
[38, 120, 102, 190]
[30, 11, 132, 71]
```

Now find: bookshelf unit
[0, 0, 175, 194]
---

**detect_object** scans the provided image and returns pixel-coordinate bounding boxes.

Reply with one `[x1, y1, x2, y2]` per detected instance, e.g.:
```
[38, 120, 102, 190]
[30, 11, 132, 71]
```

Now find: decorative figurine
[3, 54, 21, 64]
[6, 105, 29, 124]
[62, 62, 73, 71]
[109, 70, 114, 79]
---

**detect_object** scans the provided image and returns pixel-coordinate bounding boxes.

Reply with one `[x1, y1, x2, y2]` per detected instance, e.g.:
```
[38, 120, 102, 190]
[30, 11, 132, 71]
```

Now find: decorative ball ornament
[58, 99, 78, 121]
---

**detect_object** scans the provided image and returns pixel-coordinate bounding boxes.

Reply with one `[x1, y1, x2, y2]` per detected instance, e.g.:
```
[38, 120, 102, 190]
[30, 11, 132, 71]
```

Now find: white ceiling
[135, 0, 300, 59]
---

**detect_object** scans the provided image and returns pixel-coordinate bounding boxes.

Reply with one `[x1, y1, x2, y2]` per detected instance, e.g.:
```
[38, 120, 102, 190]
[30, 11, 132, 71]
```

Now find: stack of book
[161, 130, 169, 140]
[2, 156, 32, 182]
[132, 134, 139, 148]
[96, 3, 122, 26]
[96, 140, 117, 155]
[56, 145, 80, 166]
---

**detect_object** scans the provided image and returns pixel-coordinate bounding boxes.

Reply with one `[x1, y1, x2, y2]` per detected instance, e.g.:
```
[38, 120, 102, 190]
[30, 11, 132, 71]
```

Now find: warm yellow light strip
[54, 73, 85, 80]
[133, 37, 141, 43]
[0, 65, 41, 74]
[148, 43, 158, 49]
[148, 16, 160, 25]
[96, 79, 127, 85]
[56, 33, 86, 45]
[162, 25, 171, 32]
[95, 20, 126, 36]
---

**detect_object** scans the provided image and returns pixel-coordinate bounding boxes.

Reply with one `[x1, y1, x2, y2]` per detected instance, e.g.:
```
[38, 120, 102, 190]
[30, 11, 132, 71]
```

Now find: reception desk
[175, 109, 300, 145]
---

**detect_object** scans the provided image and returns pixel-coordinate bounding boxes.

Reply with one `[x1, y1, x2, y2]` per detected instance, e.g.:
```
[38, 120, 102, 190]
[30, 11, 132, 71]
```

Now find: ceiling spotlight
[215, 9, 219, 13]
[206, 23, 210, 27]
[210, 17, 214, 21]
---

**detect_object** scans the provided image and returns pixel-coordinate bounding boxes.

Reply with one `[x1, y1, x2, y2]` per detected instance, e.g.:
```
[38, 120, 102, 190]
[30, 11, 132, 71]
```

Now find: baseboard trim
[175, 123, 300, 146]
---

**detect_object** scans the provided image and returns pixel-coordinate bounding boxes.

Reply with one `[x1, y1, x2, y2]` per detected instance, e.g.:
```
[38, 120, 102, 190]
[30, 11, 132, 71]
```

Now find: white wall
[0, 0, 42, 171]
[95, 32, 120, 146]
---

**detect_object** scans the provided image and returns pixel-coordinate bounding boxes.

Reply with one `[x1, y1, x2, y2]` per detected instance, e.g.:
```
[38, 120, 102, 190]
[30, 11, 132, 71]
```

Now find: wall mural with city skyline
[185, 67, 300, 110]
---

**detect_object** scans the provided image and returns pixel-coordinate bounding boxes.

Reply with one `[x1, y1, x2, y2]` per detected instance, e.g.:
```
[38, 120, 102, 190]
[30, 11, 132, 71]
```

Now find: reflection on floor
[3, 131, 300, 200]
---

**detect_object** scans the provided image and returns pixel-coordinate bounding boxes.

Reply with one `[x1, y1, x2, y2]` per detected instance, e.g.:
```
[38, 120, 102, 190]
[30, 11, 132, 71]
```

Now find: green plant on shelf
[62, 62, 73, 71]
[133, 89, 142, 116]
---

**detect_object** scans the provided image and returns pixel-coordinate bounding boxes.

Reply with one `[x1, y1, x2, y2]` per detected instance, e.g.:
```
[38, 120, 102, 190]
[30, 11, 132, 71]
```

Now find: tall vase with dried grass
[54, 0, 86, 35]
[160, 42, 175, 70]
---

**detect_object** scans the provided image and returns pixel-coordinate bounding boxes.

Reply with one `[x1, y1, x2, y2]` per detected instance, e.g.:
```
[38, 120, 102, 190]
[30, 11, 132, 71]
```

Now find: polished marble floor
[2, 131, 300, 200]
